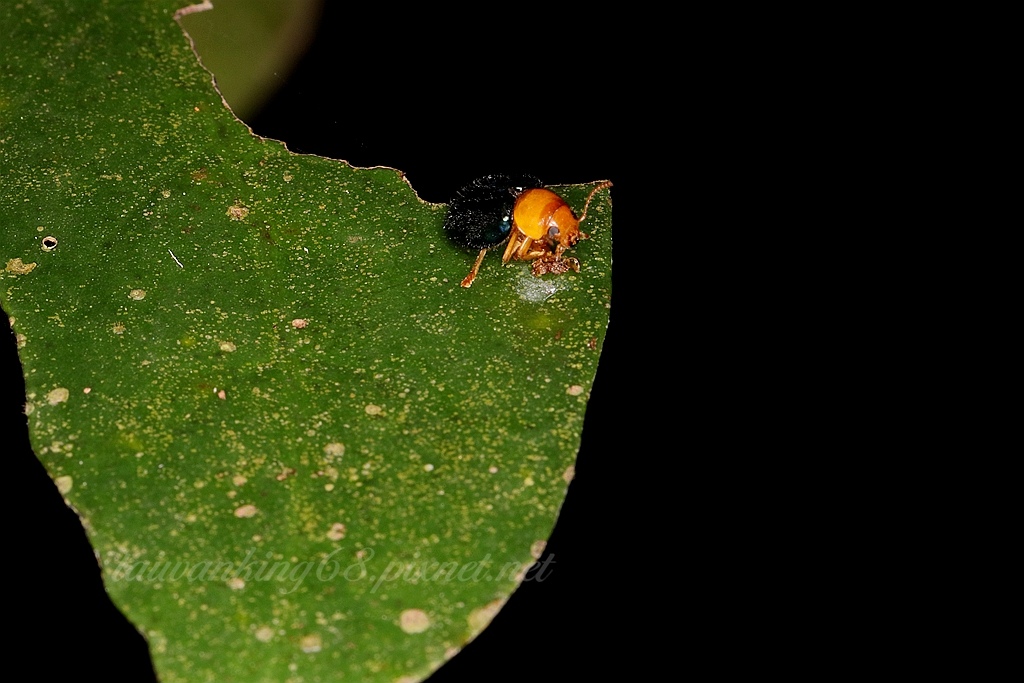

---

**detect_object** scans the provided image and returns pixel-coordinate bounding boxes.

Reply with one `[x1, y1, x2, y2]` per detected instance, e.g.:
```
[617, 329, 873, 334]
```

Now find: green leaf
[1, 2, 612, 682]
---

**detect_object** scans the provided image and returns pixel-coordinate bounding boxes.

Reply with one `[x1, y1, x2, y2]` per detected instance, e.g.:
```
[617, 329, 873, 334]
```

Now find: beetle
[443, 174, 612, 288]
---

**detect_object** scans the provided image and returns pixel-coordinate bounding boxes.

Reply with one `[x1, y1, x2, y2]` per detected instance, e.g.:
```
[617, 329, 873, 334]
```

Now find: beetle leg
[461, 248, 488, 288]
[515, 235, 537, 261]
[519, 241, 557, 262]
[501, 234, 519, 263]
[502, 232, 531, 264]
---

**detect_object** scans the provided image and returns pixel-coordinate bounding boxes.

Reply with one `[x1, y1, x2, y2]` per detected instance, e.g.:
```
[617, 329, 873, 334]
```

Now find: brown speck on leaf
[567, 385, 584, 396]
[291, 318, 308, 329]
[364, 404, 382, 416]
[327, 523, 347, 541]
[190, 168, 208, 182]
[554, 329, 563, 340]
[275, 467, 296, 481]
[227, 203, 249, 220]
[587, 337, 598, 350]
[5, 258, 37, 275]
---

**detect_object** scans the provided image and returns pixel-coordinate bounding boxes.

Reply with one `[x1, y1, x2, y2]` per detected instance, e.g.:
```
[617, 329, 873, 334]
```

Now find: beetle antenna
[577, 181, 613, 224]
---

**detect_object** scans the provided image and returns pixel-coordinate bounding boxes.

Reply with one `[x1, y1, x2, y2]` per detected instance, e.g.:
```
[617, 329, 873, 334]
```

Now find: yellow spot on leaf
[234, 504, 258, 518]
[5, 258, 37, 275]
[467, 600, 503, 633]
[47, 387, 69, 405]
[299, 634, 322, 653]
[399, 609, 430, 634]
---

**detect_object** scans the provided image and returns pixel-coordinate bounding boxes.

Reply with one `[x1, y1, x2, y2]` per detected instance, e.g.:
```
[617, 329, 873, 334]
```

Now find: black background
[6, 6, 646, 681]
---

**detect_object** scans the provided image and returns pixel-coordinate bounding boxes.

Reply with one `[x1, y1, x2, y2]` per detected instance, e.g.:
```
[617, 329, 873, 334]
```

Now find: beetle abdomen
[443, 173, 542, 249]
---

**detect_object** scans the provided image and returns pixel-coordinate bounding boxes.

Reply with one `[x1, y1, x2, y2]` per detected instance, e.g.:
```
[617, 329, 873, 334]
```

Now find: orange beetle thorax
[513, 188, 582, 247]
